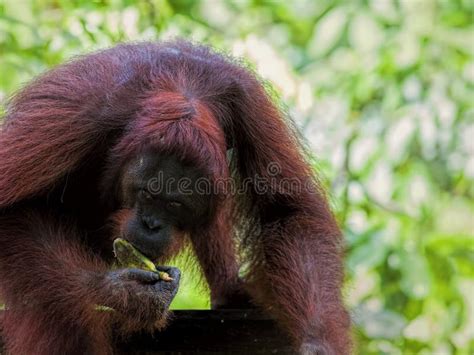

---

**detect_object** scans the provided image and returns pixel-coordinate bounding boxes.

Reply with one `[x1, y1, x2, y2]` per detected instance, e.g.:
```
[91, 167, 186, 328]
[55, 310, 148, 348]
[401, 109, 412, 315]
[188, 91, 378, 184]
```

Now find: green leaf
[399, 251, 432, 299]
[356, 304, 407, 339]
[347, 231, 390, 270]
[308, 6, 348, 57]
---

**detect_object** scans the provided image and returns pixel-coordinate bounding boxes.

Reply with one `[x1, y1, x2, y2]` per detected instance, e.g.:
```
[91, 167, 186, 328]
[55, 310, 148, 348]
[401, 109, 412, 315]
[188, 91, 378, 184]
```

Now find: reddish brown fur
[0, 41, 351, 354]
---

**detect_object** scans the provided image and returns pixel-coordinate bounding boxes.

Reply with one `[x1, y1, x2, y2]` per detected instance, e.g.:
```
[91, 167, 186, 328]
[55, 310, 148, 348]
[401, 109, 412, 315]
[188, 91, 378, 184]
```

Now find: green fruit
[113, 238, 172, 281]
[94, 305, 114, 312]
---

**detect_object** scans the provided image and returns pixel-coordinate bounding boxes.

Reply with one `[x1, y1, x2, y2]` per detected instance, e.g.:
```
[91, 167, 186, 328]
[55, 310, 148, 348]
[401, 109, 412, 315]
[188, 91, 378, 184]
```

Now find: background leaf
[1, 0, 472, 353]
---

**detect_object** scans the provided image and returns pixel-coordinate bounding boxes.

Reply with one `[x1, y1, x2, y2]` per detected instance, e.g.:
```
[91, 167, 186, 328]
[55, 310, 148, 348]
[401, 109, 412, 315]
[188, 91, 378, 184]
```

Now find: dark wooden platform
[0, 309, 295, 354]
[119, 309, 295, 354]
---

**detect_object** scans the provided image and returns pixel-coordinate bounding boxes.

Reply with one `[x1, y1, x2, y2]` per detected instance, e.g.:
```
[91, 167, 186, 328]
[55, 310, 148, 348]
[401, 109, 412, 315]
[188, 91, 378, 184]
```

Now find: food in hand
[113, 238, 172, 281]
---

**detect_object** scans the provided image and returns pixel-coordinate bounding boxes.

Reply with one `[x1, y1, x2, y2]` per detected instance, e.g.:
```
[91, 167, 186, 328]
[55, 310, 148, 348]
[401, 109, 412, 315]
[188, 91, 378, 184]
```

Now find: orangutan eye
[167, 201, 182, 209]
[139, 188, 153, 201]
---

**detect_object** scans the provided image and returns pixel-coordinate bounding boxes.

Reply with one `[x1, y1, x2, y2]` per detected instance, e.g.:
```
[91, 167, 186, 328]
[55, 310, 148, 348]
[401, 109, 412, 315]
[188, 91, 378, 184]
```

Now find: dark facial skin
[120, 151, 212, 260]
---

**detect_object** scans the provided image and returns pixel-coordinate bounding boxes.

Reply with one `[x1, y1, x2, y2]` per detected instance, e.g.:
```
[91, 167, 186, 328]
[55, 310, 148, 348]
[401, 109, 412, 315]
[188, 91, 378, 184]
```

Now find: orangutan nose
[141, 215, 162, 231]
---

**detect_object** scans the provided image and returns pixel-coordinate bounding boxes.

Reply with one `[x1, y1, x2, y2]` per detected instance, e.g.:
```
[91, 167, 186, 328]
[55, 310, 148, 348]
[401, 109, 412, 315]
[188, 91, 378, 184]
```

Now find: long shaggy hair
[0, 41, 351, 354]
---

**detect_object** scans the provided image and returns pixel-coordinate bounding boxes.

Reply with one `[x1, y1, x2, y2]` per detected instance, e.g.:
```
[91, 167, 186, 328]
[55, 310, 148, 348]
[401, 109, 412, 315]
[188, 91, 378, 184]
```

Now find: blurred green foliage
[0, 0, 473, 353]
